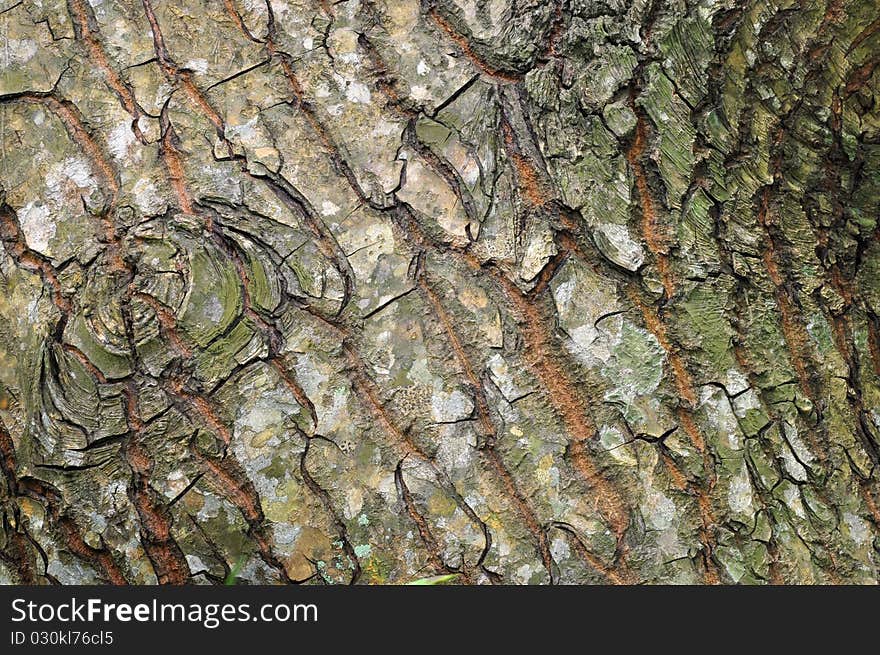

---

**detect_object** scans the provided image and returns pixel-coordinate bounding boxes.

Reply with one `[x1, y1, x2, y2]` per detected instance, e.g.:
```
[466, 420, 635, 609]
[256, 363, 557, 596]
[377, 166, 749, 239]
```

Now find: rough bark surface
[0, 0, 879, 585]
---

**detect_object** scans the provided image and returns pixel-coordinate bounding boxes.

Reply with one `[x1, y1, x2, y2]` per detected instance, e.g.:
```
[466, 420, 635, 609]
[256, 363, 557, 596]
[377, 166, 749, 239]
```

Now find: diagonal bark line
[299, 437, 362, 584]
[548, 522, 630, 585]
[3, 94, 124, 267]
[402, 121, 480, 229]
[615, 25, 729, 580]
[65, 0, 150, 143]
[132, 287, 325, 583]
[490, 111, 638, 556]
[196, 202, 319, 429]
[157, 105, 196, 214]
[730, 323, 846, 584]
[1, 419, 129, 584]
[221, 0, 264, 44]
[394, 459, 475, 583]
[143, 0, 356, 314]
[3, 84, 193, 584]
[121, 378, 192, 584]
[626, 99, 676, 300]
[334, 58, 641, 558]
[415, 267, 558, 580]
[339, 340, 497, 577]
[0, 198, 72, 317]
[387, 202, 633, 558]
[806, 89, 880, 474]
[190, 444, 295, 583]
[247, 11, 620, 570]
[418, 0, 565, 82]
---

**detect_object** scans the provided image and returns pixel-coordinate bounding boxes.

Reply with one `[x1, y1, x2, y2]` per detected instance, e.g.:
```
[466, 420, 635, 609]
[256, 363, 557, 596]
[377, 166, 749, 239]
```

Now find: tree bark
[1, 0, 879, 584]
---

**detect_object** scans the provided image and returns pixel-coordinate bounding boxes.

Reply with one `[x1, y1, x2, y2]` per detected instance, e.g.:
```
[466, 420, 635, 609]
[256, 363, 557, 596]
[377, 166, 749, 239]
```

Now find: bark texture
[1, 0, 879, 584]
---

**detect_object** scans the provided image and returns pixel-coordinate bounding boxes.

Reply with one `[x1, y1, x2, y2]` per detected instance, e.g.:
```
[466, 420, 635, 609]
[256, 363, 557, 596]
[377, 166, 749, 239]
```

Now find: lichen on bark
[1, 0, 879, 584]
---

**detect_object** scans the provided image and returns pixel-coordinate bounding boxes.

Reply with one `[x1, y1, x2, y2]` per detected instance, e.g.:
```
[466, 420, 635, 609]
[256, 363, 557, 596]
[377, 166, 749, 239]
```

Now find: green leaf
[224, 555, 247, 586]
[405, 574, 459, 586]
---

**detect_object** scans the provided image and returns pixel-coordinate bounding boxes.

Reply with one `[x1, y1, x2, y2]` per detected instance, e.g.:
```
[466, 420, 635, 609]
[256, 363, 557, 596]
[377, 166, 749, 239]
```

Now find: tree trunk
[1, 0, 879, 585]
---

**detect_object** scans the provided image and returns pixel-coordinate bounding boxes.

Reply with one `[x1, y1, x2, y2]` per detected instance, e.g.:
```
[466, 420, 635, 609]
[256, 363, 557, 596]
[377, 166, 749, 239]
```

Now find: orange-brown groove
[127, 476, 190, 584]
[1, 526, 39, 584]
[168, 378, 233, 448]
[132, 292, 193, 358]
[626, 101, 675, 299]
[136, 264, 298, 580]
[342, 343, 429, 460]
[123, 382, 191, 584]
[765, 540, 786, 585]
[494, 272, 630, 541]
[1, 420, 129, 584]
[190, 446, 293, 582]
[515, 161, 719, 580]
[133, 284, 239, 455]
[385, 199, 633, 562]
[139, 8, 355, 306]
[621, 106, 722, 581]
[730, 307, 848, 583]
[416, 275, 495, 440]
[350, 14, 419, 118]
[68, 0, 196, 224]
[25, 96, 120, 202]
[67, 0, 148, 142]
[13, 74, 192, 585]
[190, 450, 261, 524]
[659, 451, 720, 584]
[271, 357, 318, 429]
[483, 447, 555, 576]
[553, 137, 717, 580]
[0, 421, 19, 492]
[61, 343, 110, 384]
[353, 19, 491, 237]
[755, 181, 826, 438]
[213, 229, 318, 429]
[528, 248, 571, 299]
[55, 516, 129, 585]
[627, 291, 714, 490]
[24, 489, 131, 585]
[339, 339, 499, 573]
[130, 9, 352, 578]
[142, 0, 206, 213]
[0, 203, 72, 315]
[426, 8, 522, 82]
[628, 294, 698, 410]
[116, 42, 312, 451]
[417, 271, 560, 578]
[127, 296, 231, 446]
[157, 117, 195, 215]
[484, 127, 631, 548]
[179, 75, 226, 137]
[271, 52, 370, 202]
[847, 15, 880, 53]
[861, 485, 880, 529]
[221, 0, 261, 43]
[137, 6, 317, 449]
[844, 56, 879, 96]
[501, 120, 551, 207]
[19, 94, 125, 271]
[659, 452, 689, 493]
